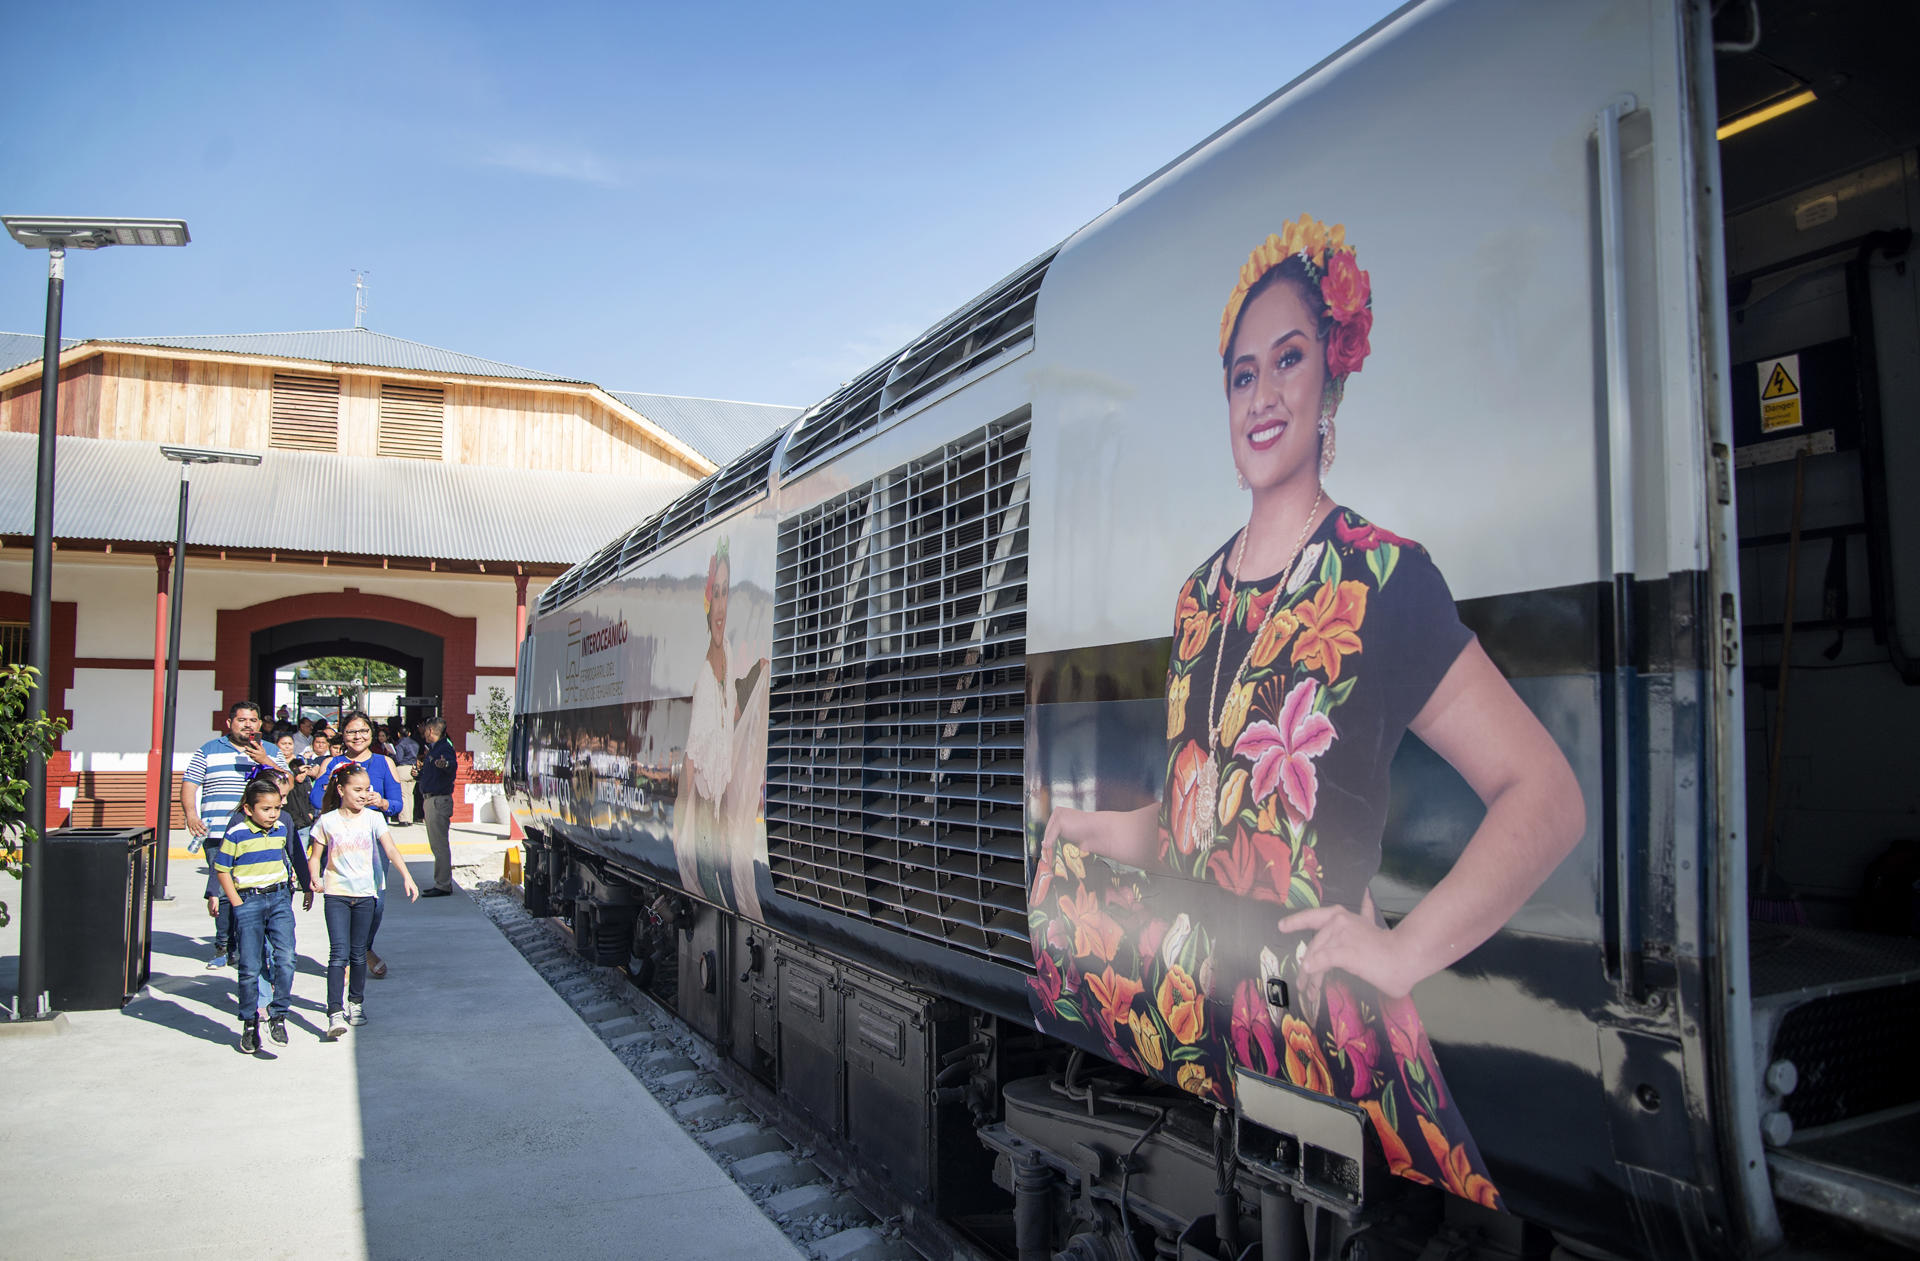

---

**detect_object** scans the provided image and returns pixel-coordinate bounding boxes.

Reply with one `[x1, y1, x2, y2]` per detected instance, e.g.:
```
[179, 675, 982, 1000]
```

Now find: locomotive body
[511, 1, 1920, 1256]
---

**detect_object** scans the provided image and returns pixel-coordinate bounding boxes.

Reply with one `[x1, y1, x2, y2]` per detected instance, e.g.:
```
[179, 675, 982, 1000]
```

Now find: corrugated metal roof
[0, 432, 686, 565]
[608, 390, 801, 465]
[0, 332, 82, 376]
[102, 327, 579, 383]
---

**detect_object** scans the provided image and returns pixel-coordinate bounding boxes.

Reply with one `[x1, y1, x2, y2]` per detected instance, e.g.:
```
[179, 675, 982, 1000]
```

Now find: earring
[1236, 467, 1250, 490]
[1318, 415, 1336, 476]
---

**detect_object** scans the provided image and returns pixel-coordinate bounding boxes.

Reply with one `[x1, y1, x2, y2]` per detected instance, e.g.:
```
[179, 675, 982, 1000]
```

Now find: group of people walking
[181, 700, 461, 1052]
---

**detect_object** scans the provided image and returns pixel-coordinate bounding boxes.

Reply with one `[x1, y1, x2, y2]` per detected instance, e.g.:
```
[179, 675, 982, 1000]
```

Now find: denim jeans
[204, 846, 234, 954]
[231, 887, 295, 1022]
[323, 894, 378, 1012]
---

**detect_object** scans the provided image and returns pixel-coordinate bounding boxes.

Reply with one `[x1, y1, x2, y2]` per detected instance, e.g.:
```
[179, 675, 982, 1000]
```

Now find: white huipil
[674, 638, 769, 921]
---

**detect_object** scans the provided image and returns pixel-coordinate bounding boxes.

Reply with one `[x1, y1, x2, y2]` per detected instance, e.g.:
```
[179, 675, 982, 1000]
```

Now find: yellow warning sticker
[1758, 354, 1802, 432]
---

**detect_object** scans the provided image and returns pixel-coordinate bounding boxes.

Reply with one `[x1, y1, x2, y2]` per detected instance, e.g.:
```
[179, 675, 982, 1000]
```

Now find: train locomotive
[508, 1, 1920, 1257]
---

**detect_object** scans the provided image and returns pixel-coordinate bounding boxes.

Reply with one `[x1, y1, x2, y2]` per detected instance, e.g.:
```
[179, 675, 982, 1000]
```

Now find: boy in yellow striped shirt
[214, 777, 302, 1053]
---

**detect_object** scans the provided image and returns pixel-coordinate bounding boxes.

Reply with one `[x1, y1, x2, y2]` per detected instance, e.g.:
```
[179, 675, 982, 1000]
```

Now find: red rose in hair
[1320, 249, 1370, 322]
[1326, 306, 1372, 378]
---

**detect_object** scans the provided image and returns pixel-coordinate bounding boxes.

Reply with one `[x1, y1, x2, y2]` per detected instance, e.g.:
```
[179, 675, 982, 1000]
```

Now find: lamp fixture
[1716, 89, 1817, 141]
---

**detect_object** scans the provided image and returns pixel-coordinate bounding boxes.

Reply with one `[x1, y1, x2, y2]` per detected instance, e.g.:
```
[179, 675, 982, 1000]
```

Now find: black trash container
[42, 826, 158, 1011]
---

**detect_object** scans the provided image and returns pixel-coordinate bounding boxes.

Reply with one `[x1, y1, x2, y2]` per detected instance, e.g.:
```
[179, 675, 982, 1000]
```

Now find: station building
[0, 327, 797, 825]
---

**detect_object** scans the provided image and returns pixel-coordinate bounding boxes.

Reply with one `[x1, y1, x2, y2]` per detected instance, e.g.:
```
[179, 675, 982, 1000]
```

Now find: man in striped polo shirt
[214, 775, 300, 1052]
[184, 701, 285, 967]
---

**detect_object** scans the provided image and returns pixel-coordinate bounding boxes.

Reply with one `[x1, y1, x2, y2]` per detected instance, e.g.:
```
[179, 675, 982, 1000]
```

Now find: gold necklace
[1191, 488, 1324, 853]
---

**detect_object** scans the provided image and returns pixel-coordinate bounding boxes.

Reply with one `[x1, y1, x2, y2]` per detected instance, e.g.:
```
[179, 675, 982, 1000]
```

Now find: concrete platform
[0, 835, 803, 1261]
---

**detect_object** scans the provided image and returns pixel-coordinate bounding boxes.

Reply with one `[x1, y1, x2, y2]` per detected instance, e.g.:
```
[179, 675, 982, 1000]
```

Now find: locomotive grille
[769, 416, 1031, 971]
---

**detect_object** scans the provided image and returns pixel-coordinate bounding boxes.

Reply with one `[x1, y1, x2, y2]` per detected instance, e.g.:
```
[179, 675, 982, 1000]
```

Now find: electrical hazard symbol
[1758, 353, 1802, 432]
[1763, 361, 1797, 399]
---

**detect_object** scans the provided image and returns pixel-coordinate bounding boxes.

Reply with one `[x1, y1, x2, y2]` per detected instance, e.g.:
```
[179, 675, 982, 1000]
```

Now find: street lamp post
[153, 446, 262, 905]
[3, 216, 188, 1021]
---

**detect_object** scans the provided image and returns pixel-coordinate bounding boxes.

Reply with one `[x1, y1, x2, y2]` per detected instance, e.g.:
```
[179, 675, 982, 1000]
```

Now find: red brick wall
[213, 589, 484, 822]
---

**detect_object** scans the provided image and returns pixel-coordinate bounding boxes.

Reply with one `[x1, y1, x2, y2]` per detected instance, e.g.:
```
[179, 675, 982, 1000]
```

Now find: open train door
[1706, 1, 1920, 1252]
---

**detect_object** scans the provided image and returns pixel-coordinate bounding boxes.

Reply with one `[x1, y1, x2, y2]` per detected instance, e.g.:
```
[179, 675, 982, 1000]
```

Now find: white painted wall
[0, 553, 550, 765]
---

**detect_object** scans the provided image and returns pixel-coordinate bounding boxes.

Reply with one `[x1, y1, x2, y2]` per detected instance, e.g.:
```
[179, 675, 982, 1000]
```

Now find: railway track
[469, 879, 942, 1261]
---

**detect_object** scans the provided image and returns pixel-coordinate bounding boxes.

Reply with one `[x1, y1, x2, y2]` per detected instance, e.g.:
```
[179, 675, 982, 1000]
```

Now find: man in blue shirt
[417, 717, 458, 897]
[183, 701, 286, 966]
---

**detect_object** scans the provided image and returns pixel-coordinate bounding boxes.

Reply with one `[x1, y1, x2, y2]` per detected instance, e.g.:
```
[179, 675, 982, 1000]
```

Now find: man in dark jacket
[418, 717, 459, 897]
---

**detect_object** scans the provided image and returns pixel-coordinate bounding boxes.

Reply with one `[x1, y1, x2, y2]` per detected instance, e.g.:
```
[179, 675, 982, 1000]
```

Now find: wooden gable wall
[0, 350, 709, 479]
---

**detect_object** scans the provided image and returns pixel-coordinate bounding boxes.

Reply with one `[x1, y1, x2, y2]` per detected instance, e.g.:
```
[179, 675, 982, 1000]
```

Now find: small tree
[474, 685, 513, 777]
[0, 665, 69, 929]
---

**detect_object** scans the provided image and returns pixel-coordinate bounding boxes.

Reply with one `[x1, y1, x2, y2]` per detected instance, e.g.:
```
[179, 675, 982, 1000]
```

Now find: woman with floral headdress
[674, 538, 771, 919]
[1028, 217, 1585, 1207]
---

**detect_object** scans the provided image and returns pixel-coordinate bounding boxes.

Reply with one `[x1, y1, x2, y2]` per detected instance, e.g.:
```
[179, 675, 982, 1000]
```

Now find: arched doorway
[214, 589, 476, 744]
[251, 617, 443, 721]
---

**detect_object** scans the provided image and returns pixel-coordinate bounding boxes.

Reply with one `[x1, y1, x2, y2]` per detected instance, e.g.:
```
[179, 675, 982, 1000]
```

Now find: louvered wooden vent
[767, 416, 1033, 971]
[377, 383, 446, 460]
[0, 621, 27, 668]
[269, 374, 340, 452]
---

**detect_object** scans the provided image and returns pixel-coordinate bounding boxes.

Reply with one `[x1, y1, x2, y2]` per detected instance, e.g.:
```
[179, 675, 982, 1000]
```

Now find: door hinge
[1720, 592, 1739, 669]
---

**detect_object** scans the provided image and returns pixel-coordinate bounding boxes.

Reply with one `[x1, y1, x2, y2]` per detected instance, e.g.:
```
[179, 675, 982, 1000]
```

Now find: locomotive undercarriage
[522, 828, 1586, 1261]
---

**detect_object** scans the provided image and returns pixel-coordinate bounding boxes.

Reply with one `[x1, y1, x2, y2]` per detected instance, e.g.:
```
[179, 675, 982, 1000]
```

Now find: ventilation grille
[768, 416, 1032, 971]
[881, 250, 1052, 419]
[377, 382, 446, 460]
[269, 373, 340, 452]
[706, 432, 780, 522]
[536, 434, 778, 617]
[780, 359, 891, 477]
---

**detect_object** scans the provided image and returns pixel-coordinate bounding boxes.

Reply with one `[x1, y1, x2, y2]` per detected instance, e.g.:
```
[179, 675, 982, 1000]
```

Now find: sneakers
[345, 1001, 367, 1027]
[206, 951, 228, 970]
[268, 1016, 289, 1046]
[326, 1010, 348, 1040]
[239, 1022, 260, 1054]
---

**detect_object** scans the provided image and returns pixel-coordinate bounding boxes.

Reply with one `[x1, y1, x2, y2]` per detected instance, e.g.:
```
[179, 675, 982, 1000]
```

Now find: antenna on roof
[351, 269, 370, 329]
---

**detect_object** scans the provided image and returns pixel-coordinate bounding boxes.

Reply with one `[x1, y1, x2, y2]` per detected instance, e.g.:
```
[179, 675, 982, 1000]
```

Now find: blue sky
[1, 1, 1399, 408]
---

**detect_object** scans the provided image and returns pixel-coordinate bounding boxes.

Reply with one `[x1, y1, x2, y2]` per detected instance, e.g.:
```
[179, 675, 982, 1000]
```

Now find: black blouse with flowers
[1158, 505, 1472, 911]
[1027, 507, 1504, 1209]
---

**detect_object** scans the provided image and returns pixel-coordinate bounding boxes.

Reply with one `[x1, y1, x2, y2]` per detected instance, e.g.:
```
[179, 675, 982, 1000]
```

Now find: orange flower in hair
[1219, 214, 1372, 380]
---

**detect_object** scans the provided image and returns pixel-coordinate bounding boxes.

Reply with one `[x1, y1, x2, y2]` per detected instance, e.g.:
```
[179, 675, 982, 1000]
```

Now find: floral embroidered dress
[1028, 506, 1501, 1208]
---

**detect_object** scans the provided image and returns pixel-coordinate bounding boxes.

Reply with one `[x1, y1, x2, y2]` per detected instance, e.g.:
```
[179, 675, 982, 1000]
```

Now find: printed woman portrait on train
[1026, 216, 1586, 1207]
[672, 538, 772, 920]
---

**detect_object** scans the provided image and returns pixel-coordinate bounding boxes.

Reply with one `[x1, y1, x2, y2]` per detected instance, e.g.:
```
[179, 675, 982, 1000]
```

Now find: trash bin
[42, 826, 158, 1011]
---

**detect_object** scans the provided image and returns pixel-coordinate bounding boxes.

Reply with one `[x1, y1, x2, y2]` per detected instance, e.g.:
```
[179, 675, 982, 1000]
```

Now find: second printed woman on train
[674, 538, 772, 920]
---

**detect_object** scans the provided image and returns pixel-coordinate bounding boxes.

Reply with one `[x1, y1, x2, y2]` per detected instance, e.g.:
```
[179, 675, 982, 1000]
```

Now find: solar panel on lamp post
[2, 215, 189, 1022]
[153, 446, 261, 909]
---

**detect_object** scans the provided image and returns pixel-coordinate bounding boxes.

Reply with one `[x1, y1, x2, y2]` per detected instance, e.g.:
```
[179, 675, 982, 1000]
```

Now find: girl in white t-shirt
[308, 763, 418, 1039]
